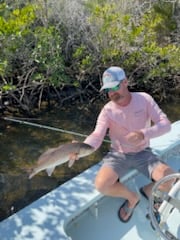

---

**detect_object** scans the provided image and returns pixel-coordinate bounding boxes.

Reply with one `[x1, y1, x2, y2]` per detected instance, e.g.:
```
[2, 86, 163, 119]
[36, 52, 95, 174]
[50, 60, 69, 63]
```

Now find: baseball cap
[100, 66, 126, 91]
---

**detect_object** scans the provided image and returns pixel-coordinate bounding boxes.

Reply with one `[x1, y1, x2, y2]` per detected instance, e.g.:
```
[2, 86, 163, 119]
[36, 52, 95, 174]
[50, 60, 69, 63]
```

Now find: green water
[0, 100, 179, 221]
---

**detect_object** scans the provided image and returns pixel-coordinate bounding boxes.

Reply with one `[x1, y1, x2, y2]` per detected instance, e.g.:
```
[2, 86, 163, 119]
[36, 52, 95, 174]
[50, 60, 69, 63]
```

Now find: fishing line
[3, 117, 111, 143]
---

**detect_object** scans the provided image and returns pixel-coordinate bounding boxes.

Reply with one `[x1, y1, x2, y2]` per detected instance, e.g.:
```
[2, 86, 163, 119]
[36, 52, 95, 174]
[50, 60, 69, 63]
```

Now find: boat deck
[66, 168, 180, 240]
[0, 121, 179, 240]
[66, 174, 155, 240]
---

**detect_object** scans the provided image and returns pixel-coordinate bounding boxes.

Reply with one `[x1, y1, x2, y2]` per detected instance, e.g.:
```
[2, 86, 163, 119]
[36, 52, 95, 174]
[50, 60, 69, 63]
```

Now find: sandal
[118, 199, 140, 223]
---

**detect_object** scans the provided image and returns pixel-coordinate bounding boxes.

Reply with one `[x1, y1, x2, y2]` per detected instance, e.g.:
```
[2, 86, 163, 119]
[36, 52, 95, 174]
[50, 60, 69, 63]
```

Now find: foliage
[0, 0, 179, 113]
[0, 2, 68, 91]
[70, 0, 179, 98]
[124, 2, 180, 94]
[30, 26, 68, 86]
[0, 1, 71, 112]
[0, 3, 36, 84]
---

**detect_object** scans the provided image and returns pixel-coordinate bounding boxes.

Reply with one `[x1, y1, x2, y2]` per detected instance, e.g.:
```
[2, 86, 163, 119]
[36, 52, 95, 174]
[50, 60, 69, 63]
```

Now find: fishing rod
[2, 117, 178, 151]
[3, 117, 111, 143]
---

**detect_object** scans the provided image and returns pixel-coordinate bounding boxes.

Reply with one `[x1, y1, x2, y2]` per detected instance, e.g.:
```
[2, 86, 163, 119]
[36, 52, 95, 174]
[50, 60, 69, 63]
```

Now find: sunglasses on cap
[104, 83, 121, 93]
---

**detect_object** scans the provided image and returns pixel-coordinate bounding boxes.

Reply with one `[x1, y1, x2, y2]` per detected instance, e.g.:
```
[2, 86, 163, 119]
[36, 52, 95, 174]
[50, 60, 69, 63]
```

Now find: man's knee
[151, 163, 174, 181]
[94, 174, 119, 194]
[94, 177, 107, 193]
[94, 166, 119, 193]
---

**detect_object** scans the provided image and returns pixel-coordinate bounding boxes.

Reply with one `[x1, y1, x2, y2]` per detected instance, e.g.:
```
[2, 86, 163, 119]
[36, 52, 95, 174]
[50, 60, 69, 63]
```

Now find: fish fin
[68, 159, 75, 168]
[29, 171, 36, 179]
[46, 167, 55, 176]
[28, 167, 39, 179]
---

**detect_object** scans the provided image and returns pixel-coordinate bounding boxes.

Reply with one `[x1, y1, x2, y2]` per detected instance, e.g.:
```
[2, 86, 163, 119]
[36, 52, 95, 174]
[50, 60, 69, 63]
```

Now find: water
[0, 100, 179, 221]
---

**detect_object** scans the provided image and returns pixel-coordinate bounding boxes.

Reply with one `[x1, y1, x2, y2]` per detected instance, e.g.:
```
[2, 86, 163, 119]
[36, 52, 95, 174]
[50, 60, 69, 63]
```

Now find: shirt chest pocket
[133, 109, 147, 127]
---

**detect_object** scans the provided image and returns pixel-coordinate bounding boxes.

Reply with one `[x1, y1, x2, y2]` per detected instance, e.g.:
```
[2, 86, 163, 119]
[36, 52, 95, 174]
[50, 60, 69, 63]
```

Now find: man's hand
[125, 131, 144, 146]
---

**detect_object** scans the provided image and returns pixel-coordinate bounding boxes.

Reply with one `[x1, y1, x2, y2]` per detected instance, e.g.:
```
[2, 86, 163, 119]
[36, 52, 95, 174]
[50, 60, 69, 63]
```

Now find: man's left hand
[125, 131, 144, 146]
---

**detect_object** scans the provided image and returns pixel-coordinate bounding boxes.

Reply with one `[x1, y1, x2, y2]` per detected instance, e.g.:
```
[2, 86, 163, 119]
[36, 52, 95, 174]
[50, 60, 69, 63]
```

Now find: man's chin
[112, 97, 127, 106]
[111, 95, 124, 103]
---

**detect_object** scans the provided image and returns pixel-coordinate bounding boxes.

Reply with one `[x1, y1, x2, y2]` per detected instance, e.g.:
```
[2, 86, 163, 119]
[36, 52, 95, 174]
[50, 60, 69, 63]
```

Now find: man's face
[107, 79, 130, 106]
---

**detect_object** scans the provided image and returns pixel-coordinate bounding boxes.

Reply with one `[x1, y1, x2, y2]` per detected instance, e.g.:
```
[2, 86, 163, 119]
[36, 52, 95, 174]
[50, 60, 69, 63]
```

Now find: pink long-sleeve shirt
[84, 92, 171, 153]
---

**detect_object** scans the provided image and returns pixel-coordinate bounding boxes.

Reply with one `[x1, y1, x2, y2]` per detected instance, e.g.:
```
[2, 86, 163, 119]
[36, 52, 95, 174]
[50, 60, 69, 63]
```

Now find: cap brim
[100, 81, 120, 91]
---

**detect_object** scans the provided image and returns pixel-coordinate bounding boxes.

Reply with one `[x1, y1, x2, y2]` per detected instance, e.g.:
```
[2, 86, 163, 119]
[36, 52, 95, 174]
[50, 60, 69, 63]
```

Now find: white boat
[0, 121, 179, 240]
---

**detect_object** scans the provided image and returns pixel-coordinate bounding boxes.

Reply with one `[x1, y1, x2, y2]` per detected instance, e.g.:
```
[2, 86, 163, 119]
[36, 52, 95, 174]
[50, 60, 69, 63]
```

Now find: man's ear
[123, 78, 128, 86]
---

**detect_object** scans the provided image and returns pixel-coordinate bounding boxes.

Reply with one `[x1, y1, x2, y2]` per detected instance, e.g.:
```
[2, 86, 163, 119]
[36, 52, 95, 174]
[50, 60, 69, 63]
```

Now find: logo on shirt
[134, 109, 145, 117]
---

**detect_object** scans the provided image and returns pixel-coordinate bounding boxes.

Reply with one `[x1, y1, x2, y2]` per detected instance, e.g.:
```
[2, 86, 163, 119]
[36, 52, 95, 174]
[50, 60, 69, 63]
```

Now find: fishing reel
[149, 173, 180, 240]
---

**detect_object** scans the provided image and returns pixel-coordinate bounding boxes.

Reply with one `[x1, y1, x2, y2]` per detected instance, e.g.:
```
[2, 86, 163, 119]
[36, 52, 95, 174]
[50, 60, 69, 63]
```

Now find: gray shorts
[102, 148, 162, 179]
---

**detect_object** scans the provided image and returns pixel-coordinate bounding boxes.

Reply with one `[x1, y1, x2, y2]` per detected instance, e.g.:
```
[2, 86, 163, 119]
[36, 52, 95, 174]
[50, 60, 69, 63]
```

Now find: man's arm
[141, 94, 171, 139]
[84, 108, 109, 150]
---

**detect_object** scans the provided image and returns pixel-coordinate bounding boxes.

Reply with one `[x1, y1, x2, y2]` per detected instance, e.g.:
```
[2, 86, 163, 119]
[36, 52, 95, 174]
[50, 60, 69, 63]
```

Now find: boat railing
[149, 173, 180, 240]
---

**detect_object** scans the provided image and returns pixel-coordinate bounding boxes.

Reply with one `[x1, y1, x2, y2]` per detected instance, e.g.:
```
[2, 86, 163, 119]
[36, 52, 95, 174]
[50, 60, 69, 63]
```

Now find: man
[71, 66, 174, 222]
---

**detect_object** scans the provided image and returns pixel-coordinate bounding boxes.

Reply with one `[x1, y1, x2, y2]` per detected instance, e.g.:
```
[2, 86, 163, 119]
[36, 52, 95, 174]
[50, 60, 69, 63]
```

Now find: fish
[29, 142, 94, 179]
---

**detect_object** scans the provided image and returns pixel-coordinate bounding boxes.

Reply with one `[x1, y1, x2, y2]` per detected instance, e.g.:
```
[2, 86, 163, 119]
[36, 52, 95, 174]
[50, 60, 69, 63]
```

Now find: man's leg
[95, 165, 139, 221]
[141, 162, 174, 198]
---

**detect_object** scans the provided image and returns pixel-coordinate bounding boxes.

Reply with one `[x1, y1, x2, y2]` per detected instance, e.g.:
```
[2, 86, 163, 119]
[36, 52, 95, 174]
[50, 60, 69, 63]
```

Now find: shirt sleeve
[84, 107, 109, 150]
[140, 94, 171, 139]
